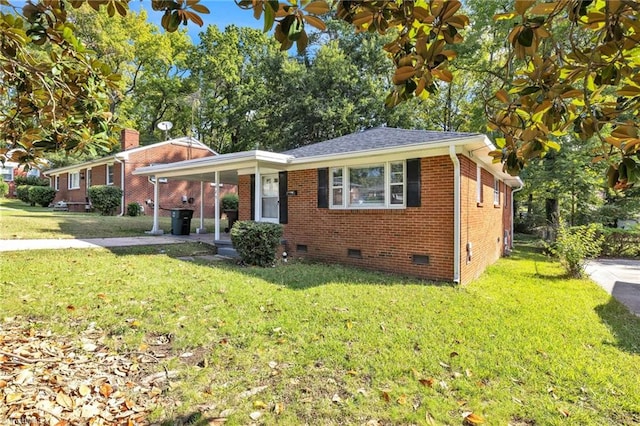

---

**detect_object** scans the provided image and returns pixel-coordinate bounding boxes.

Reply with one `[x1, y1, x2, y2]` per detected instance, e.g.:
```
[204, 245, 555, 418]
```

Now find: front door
[261, 174, 279, 222]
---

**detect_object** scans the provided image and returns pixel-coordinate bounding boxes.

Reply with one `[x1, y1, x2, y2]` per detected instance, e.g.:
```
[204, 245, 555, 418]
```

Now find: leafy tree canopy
[1, 0, 639, 190]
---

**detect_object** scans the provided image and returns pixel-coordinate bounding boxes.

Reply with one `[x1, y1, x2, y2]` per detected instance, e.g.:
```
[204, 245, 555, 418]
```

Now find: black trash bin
[170, 209, 194, 235]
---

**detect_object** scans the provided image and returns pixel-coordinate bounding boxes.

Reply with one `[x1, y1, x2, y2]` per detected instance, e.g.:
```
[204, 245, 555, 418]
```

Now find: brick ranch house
[133, 128, 523, 284]
[1, 161, 45, 198]
[44, 129, 234, 220]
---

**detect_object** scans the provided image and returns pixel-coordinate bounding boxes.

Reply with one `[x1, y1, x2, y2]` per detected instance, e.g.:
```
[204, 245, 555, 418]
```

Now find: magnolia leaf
[546, 141, 561, 151]
[419, 377, 435, 387]
[303, 15, 326, 31]
[463, 411, 485, 424]
[496, 89, 509, 103]
[56, 392, 74, 410]
[529, 2, 560, 15]
[393, 66, 416, 84]
[305, 0, 330, 15]
[514, 0, 536, 15]
[493, 12, 518, 21]
[100, 383, 113, 397]
[617, 85, 640, 97]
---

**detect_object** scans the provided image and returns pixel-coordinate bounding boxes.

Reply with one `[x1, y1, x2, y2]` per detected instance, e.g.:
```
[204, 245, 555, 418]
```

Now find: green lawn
[1, 243, 638, 425]
[0, 198, 225, 239]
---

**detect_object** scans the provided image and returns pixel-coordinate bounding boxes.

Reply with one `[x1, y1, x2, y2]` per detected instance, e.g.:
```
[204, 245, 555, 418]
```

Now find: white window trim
[260, 173, 280, 224]
[493, 177, 500, 206]
[329, 161, 406, 210]
[54, 176, 59, 191]
[86, 168, 92, 189]
[68, 172, 80, 190]
[106, 164, 114, 185]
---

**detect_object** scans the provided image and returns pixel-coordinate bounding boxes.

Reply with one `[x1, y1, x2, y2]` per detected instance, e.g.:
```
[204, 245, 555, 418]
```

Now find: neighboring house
[133, 127, 523, 284]
[45, 129, 233, 216]
[1, 162, 44, 198]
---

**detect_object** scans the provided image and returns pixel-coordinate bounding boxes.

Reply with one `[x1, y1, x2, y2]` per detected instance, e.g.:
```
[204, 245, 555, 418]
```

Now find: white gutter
[511, 181, 524, 249]
[449, 145, 461, 284]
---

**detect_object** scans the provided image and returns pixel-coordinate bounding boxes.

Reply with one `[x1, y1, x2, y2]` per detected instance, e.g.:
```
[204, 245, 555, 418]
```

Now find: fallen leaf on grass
[253, 400, 267, 409]
[463, 411, 485, 425]
[56, 391, 74, 410]
[5, 392, 23, 403]
[273, 402, 284, 415]
[331, 393, 342, 404]
[558, 408, 570, 418]
[100, 383, 113, 397]
[425, 412, 437, 425]
[397, 394, 407, 405]
[238, 385, 267, 399]
[249, 411, 262, 420]
[419, 378, 434, 387]
[380, 390, 391, 403]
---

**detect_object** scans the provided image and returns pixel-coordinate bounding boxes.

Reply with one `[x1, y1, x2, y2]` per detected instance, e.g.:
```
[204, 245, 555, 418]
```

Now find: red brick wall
[238, 155, 514, 283]
[52, 143, 236, 216]
[239, 156, 456, 281]
[459, 156, 512, 284]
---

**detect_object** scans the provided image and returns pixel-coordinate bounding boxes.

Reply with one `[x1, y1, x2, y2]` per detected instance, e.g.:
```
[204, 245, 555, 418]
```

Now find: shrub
[230, 221, 283, 267]
[0, 179, 8, 197]
[88, 185, 123, 215]
[28, 186, 56, 207]
[598, 227, 640, 258]
[14, 175, 49, 186]
[551, 223, 603, 278]
[221, 193, 239, 211]
[16, 185, 33, 205]
[126, 202, 142, 217]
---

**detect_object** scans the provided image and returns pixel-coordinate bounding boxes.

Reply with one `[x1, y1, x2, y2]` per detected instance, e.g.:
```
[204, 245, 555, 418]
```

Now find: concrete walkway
[585, 258, 640, 316]
[0, 233, 218, 252]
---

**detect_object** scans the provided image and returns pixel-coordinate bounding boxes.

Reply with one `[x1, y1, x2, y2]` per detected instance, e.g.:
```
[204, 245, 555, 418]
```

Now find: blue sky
[130, 1, 265, 41]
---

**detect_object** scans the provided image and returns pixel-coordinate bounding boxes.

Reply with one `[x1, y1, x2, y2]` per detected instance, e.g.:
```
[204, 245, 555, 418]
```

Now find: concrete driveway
[585, 258, 640, 316]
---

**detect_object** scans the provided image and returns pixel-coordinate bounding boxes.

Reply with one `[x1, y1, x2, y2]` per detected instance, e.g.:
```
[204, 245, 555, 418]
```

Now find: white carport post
[214, 171, 220, 241]
[149, 175, 163, 235]
[196, 181, 206, 234]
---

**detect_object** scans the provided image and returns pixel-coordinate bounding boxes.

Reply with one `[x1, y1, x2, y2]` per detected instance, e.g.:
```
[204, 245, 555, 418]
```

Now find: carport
[132, 150, 292, 240]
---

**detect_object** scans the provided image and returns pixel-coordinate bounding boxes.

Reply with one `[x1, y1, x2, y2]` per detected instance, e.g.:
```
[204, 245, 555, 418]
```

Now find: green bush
[28, 186, 56, 207]
[127, 202, 142, 217]
[221, 193, 239, 210]
[88, 185, 123, 215]
[551, 223, 603, 278]
[230, 221, 283, 267]
[16, 185, 33, 205]
[0, 179, 8, 197]
[13, 175, 49, 186]
[598, 227, 640, 258]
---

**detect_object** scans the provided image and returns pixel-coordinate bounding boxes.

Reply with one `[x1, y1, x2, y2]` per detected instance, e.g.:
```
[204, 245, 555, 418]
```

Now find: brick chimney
[120, 129, 140, 151]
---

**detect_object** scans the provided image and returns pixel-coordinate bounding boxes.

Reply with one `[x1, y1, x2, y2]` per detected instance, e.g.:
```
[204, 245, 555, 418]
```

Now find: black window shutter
[279, 171, 288, 224]
[250, 174, 255, 220]
[317, 168, 329, 208]
[406, 158, 421, 207]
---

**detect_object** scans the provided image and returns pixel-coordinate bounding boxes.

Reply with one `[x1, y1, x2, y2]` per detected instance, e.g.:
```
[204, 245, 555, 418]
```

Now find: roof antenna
[157, 121, 173, 141]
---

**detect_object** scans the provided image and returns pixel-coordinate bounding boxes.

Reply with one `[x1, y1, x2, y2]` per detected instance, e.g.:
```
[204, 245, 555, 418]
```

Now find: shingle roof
[282, 127, 479, 158]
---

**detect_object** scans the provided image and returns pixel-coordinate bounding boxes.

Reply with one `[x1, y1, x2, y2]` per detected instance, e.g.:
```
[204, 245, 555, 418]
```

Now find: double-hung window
[106, 164, 114, 185]
[68, 172, 80, 190]
[330, 161, 405, 209]
[54, 176, 59, 191]
[493, 177, 500, 206]
[1, 166, 13, 182]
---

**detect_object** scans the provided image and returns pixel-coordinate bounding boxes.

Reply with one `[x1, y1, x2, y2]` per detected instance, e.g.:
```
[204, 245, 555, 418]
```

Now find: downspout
[511, 182, 524, 249]
[114, 157, 125, 216]
[449, 145, 461, 284]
